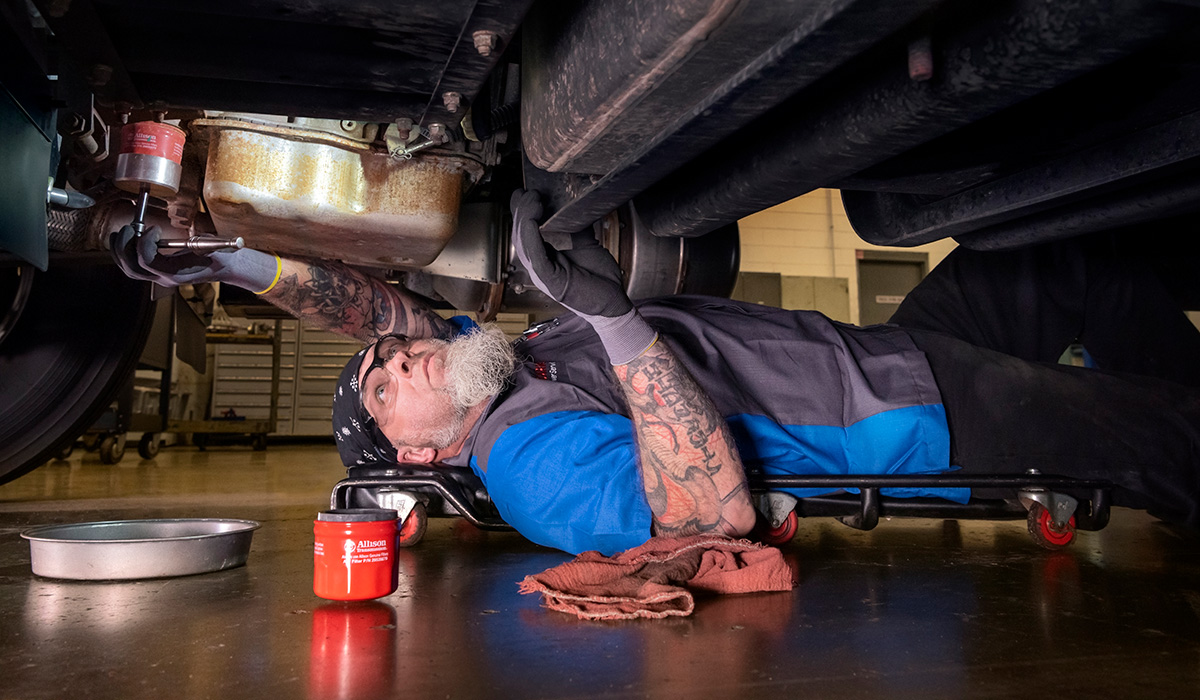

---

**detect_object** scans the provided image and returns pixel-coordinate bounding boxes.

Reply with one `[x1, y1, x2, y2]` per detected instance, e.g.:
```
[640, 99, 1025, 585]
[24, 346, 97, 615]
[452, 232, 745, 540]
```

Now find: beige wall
[738, 189, 957, 325]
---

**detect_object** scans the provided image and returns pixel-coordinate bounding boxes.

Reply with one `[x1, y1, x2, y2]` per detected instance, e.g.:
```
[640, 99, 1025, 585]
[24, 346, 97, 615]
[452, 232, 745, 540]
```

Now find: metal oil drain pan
[21, 518, 261, 580]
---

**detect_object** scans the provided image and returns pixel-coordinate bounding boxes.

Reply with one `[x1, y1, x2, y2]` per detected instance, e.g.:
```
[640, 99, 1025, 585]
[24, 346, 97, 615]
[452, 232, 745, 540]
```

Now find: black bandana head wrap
[331, 344, 398, 466]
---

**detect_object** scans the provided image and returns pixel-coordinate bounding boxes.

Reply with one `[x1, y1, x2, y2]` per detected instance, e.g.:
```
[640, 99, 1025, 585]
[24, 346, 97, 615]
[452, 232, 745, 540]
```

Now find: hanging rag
[518, 534, 795, 620]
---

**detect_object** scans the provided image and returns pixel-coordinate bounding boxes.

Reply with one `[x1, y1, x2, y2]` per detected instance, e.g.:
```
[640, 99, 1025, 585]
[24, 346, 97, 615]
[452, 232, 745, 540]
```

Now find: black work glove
[511, 189, 657, 364]
[109, 225, 278, 291]
[511, 189, 632, 318]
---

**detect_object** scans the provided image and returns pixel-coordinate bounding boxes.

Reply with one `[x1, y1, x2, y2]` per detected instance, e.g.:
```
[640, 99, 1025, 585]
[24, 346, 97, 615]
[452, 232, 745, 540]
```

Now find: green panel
[0, 86, 50, 270]
[731, 271, 782, 308]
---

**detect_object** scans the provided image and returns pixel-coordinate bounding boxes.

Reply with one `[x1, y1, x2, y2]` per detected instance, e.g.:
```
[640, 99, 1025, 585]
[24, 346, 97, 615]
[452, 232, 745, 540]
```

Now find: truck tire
[0, 262, 153, 483]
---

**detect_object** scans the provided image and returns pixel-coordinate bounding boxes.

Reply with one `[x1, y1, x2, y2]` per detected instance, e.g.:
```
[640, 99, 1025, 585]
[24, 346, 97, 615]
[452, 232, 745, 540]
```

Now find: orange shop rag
[518, 534, 796, 620]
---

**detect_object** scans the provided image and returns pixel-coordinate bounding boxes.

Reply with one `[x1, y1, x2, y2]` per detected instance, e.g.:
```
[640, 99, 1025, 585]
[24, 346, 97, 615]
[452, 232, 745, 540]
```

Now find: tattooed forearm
[615, 339, 756, 538]
[261, 257, 455, 342]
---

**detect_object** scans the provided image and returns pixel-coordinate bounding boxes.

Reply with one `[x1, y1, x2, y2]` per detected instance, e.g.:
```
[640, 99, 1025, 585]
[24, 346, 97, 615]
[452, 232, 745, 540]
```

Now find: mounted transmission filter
[194, 119, 483, 269]
[114, 121, 186, 198]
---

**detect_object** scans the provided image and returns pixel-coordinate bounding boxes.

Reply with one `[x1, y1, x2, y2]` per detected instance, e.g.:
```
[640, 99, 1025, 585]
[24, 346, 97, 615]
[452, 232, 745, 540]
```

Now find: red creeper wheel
[758, 510, 798, 546]
[397, 501, 428, 547]
[1027, 502, 1076, 549]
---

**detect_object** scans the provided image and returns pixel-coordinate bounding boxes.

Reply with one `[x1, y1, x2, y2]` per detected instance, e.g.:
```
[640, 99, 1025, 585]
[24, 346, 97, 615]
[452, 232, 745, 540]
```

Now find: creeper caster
[753, 491, 799, 545]
[756, 510, 798, 545]
[398, 502, 428, 547]
[1019, 469, 1079, 549]
[375, 489, 429, 547]
[1028, 502, 1076, 549]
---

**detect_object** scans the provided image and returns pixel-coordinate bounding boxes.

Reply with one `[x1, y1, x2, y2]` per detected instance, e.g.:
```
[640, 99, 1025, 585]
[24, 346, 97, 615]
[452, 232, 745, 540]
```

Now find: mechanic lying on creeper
[111, 190, 1200, 555]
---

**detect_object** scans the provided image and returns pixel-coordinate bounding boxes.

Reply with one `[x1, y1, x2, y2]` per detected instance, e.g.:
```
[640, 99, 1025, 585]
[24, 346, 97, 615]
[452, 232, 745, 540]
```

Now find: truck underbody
[3, 0, 1199, 479]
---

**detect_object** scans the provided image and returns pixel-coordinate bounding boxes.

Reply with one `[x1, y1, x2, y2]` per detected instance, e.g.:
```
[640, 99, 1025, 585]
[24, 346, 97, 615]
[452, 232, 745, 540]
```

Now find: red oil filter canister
[114, 121, 186, 198]
[313, 509, 399, 601]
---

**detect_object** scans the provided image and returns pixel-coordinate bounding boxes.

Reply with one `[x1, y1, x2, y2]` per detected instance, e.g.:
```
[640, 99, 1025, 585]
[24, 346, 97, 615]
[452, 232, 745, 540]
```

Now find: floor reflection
[309, 601, 397, 700]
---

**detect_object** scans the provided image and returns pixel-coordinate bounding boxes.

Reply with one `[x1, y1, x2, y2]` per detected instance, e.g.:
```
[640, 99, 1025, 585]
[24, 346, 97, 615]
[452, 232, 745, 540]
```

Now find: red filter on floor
[313, 509, 399, 600]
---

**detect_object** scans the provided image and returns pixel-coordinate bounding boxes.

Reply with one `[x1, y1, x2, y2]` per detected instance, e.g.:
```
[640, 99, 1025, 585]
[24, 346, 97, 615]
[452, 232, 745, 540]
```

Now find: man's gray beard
[412, 324, 515, 450]
[445, 324, 516, 409]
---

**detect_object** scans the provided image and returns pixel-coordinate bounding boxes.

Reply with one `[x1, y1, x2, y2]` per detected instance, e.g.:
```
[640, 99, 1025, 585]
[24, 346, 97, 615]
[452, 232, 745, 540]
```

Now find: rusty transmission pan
[196, 120, 482, 269]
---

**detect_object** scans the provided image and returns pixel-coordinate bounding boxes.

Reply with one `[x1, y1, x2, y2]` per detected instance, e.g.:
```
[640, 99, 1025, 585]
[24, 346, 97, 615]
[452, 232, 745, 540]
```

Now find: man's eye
[375, 384, 386, 402]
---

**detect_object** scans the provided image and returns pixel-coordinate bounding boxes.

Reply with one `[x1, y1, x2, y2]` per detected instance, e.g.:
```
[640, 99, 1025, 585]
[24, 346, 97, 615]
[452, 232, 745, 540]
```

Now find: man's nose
[388, 344, 416, 376]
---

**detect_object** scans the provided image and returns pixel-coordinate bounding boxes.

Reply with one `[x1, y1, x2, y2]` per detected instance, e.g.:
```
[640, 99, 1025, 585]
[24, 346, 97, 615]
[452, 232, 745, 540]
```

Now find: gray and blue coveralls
[442, 294, 1200, 555]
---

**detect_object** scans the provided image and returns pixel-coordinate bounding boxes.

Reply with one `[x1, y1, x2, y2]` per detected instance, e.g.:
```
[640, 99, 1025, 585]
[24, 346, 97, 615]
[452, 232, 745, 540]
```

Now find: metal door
[856, 252, 927, 326]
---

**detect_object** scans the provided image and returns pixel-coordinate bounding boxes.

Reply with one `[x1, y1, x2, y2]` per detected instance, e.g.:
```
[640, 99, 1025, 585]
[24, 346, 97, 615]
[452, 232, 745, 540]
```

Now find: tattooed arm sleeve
[259, 257, 456, 342]
[613, 339, 757, 539]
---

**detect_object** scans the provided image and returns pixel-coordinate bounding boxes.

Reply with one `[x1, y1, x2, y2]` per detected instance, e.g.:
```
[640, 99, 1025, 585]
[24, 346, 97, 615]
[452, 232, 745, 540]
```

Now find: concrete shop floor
[0, 443, 1198, 699]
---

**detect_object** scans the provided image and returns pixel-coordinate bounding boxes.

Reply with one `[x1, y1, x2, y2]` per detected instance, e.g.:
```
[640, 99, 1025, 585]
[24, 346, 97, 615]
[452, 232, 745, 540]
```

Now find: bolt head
[472, 30, 498, 57]
[442, 91, 462, 113]
[393, 117, 414, 140]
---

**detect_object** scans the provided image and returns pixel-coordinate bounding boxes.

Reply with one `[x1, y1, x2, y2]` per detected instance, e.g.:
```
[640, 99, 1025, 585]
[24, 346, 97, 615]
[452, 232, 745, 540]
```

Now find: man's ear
[397, 446, 437, 464]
